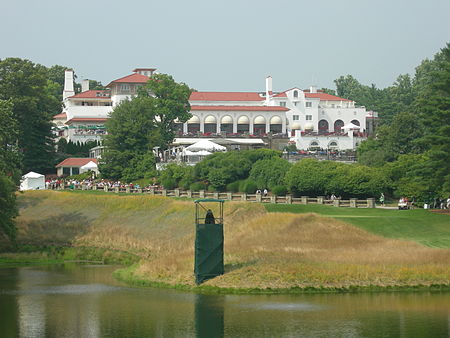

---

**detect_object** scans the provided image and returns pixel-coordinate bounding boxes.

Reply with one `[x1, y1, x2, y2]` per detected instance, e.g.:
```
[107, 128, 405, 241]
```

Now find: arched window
[293, 90, 298, 98]
[351, 119, 360, 126]
[318, 120, 329, 134]
[334, 119, 344, 133]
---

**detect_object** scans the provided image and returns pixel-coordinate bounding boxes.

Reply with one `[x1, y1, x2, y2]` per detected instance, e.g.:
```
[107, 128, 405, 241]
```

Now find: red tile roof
[273, 92, 287, 98]
[305, 92, 351, 101]
[106, 73, 149, 88]
[190, 105, 289, 111]
[66, 118, 107, 124]
[56, 158, 98, 168]
[190, 92, 264, 101]
[68, 90, 110, 99]
[53, 113, 67, 119]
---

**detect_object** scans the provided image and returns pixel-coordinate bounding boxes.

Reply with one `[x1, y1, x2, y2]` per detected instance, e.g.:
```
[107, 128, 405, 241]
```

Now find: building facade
[55, 69, 376, 151]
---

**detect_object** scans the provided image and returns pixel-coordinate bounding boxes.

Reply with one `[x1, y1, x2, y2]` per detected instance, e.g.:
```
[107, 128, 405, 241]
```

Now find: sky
[1, 0, 449, 92]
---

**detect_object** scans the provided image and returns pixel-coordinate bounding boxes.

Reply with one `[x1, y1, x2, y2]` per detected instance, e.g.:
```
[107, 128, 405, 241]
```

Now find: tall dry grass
[15, 191, 450, 289]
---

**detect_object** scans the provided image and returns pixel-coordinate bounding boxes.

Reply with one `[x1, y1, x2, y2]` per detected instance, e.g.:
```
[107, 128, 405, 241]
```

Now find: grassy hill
[264, 204, 450, 249]
[4, 190, 450, 291]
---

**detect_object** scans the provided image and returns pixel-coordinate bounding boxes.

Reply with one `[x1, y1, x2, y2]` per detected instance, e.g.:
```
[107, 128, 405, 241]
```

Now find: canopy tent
[20, 172, 45, 191]
[183, 150, 212, 156]
[342, 122, 360, 132]
[185, 140, 226, 152]
[80, 161, 99, 174]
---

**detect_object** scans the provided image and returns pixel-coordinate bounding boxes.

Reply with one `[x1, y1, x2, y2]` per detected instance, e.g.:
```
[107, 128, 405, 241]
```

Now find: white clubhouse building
[55, 68, 376, 151]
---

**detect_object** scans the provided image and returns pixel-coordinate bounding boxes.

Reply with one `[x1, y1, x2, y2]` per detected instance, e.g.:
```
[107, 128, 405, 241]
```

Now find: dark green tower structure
[194, 199, 224, 284]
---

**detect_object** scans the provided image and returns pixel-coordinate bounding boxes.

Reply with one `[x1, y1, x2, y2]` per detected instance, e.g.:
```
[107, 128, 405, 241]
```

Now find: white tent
[185, 139, 226, 152]
[20, 172, 45, 191]
[342, 122, 361, 133]
[183, 150, 213, 156]
[80, 161, 99, 174]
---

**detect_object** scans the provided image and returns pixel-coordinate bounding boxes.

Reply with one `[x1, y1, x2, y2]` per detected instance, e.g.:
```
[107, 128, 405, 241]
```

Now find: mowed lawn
[264, 204, 450, 249]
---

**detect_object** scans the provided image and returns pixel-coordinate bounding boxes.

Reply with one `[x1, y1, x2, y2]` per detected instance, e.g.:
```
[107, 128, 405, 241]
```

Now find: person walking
[379, 193, 385, 206]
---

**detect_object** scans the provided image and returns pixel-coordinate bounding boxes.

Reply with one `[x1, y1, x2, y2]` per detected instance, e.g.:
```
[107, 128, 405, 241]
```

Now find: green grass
[264, 204, 450, 248]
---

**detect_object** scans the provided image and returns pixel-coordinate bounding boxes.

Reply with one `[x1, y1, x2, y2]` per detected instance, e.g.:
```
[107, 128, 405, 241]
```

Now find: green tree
[100, 74, 191, 181]
[0, 175, 17, 243]
[143, 74, 192, 148]
[100, 96, 160, 181]
[0, 100, 20, 244]
[0, 58, 60, 173]
[0, 100, 21, 181]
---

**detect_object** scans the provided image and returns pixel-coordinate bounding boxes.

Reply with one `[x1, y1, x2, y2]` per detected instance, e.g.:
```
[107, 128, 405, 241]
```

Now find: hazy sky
[1, 0, 449, 92]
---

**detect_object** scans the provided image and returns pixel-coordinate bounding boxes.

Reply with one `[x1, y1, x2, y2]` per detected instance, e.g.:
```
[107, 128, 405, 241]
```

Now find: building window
[306, 115, 312, 121]
[72, 167, 80, 175]
[354, 111, 357, 115]
[63, 167, 70, 176]
[279, 102, 286, 107]
[293, 115, 299, 120]
[120, 84, 130, 91]
[306, 102, 312, 108]
[293, 90, 298, 98]
[294, 102, 298, 106]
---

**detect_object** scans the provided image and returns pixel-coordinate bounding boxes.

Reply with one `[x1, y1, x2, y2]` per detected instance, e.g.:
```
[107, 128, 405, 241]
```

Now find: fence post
[149, 188, 155, 195]
[125, 186, 131, 194]
[301, 196, 308, 204]
[270, 195, 276, 204]
[199, 190, 205, 198]
[367, 198, 375, 208]
[114, 187, 119, 193]
[213, 192, 219, 199]
[317, 196, 324, 204]
[333, 199, 340, 207]
[350, 198, 357, 208]
[256, 194, 262, 203]
[104, 186, 108, 192]
[137, 188, 142, 194]
[92, 185, 97, 191]
[187, 190, 192, 198]
[241, 193, 247, 201]
[286, 195, 292, 204]
[174, 189, 180, 197]
[162, 189, 167, 197]
[226, 192, 232, 201]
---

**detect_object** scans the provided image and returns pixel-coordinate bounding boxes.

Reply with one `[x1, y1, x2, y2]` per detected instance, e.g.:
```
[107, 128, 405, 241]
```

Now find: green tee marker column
[194, 199, 225, 284]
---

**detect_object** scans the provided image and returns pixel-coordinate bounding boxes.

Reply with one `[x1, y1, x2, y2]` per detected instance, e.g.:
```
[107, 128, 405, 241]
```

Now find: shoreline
[1, 249, 449, 295]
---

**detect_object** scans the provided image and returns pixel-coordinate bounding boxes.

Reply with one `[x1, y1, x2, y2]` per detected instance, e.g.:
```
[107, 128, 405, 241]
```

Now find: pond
[0, 264, 449, 337]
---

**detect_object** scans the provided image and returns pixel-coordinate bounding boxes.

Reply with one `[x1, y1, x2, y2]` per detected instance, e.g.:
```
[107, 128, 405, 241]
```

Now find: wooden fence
[56, 184, 376, 208]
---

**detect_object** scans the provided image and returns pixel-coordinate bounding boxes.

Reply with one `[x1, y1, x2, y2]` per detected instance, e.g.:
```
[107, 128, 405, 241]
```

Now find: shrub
[190, 182, 206, 191]
[226, 181, 241, 193]
[271, 185, 288, 196]
[249, 157, 291, 190]
[239, 179, 258, 194]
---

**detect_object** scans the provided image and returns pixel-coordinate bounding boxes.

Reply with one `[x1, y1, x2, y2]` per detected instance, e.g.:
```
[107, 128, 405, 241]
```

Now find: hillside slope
[10, 191, 450, 290]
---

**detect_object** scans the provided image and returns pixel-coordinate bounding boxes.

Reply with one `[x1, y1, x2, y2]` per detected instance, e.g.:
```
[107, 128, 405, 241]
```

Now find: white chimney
[266, 76, 273, 96]
[63, 69, 75, 100]
[309, 85, 317, 94]
[81, 79, 90, 92]
[265, 76, 273, 105]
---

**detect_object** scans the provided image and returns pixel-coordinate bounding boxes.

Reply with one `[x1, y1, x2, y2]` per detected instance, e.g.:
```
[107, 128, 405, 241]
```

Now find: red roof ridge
[190, 105, 289, 111]
[56, 158, 98, 167]
[106, 73, 149, 88]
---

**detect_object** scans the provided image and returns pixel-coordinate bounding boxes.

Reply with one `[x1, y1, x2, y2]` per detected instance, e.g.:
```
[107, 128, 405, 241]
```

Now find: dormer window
[121, 84, 130, 91]
[306, 102, 312, 108]
[293, 90, 298, 98]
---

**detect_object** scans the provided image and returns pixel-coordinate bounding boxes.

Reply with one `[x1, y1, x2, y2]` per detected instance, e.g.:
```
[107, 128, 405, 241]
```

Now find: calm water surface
[0, 264, 449, 337]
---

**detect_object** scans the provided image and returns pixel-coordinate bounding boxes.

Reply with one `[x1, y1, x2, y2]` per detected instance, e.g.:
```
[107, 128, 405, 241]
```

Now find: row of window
[280, 101, 313, 107]
[293, 115, 312, 120]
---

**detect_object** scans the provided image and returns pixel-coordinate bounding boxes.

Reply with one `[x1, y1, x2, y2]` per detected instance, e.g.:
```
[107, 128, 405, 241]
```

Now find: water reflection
[195, 294, 224, 338]
[0, 265, 448, 337]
